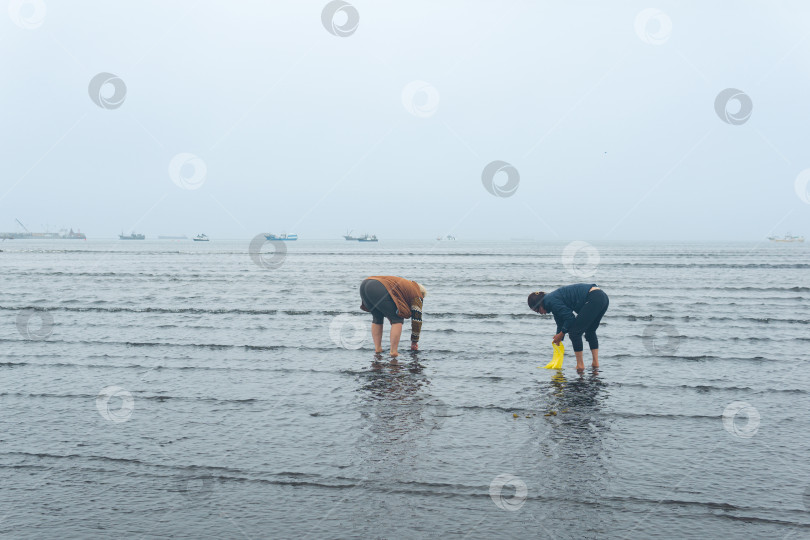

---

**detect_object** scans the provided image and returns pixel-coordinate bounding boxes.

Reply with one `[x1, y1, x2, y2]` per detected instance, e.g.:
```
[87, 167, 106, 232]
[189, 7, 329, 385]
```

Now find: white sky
[2, 0, 810, 240]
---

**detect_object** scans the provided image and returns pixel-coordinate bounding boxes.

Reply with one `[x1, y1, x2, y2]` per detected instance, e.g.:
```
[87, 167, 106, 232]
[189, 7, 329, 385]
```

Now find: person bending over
[359, 275, 426, 357]
[528, 283, 609, 371]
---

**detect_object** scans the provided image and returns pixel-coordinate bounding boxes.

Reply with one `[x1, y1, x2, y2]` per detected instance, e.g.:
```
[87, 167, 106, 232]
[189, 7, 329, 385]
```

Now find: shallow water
[1, 239, 809, 539]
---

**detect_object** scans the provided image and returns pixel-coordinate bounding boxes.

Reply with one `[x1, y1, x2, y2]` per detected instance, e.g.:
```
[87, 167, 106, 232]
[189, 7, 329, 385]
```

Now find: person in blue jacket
[528, 284, 609, 371]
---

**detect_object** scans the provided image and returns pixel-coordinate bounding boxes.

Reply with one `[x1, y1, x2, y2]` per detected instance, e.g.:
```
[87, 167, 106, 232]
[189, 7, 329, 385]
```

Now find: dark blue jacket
[542, 283, 596, 334]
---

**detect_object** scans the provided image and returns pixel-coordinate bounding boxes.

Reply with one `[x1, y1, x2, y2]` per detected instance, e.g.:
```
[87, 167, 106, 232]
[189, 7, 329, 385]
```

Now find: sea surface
[1, 239, 809, 539]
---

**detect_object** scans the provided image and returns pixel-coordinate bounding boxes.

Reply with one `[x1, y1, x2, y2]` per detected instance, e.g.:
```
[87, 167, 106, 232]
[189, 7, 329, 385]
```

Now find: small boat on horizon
[193, 234, 210, 242]
[768, 233, 804, 243]
[119, 231, 145, 240]
[357, 234, 378, 242]
[265, 233, 298, 241]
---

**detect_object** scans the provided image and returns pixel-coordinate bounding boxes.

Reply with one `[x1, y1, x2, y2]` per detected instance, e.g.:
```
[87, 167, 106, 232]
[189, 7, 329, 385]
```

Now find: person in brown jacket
[359, 275, 426, 357]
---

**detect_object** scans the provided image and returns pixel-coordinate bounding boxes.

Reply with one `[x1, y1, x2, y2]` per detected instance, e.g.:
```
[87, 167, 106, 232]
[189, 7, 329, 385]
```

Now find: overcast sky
[2, 1, 810, 241]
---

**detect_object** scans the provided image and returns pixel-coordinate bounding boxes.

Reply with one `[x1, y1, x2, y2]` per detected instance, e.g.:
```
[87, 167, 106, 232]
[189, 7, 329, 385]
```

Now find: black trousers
[567, 289, 609, 352]
[359, 279, 404, 324]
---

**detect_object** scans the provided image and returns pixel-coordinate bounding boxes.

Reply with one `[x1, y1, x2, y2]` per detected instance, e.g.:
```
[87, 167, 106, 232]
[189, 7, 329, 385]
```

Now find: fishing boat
[265, 233, 298, 241]
[119, 231, 145, 240]
[343, 230, 358, 241]
[193, 234, 209, 242]
[768, 233, 804, 243]
[357, 234, 378, 242]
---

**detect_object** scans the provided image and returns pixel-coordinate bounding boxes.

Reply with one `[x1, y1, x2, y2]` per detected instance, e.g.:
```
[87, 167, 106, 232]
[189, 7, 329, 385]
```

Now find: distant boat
[119, 231, 145, 240]
[768, 233, 804, 243]
[265, 233, 298, 241]
[61, 228, 86, 239]
[343, 230, 358, 241]
[158, 235, 188, 240]
[357, 234, 378, 242]
[193, 234, 209, 242]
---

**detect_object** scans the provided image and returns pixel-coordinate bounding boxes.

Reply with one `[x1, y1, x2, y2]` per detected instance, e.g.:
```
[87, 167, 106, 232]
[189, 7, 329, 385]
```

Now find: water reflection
[528, 368, 611, 535]
[364, 352, 428, 401]
[543, 368, 607, 414]
[356, 351, 447, 453]
[347, 353, 447, 526]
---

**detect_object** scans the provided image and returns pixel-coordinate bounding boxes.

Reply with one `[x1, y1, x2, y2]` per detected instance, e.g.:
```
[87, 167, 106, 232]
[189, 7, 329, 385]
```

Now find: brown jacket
[360, 275, 424, 342]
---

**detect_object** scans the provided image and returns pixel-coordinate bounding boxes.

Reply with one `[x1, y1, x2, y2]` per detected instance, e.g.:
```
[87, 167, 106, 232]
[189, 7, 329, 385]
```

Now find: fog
[2, 0, 809, 241]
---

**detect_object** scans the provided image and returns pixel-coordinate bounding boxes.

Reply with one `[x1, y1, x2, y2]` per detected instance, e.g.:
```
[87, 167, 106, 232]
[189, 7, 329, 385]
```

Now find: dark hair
[527, 291, 545, 311]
